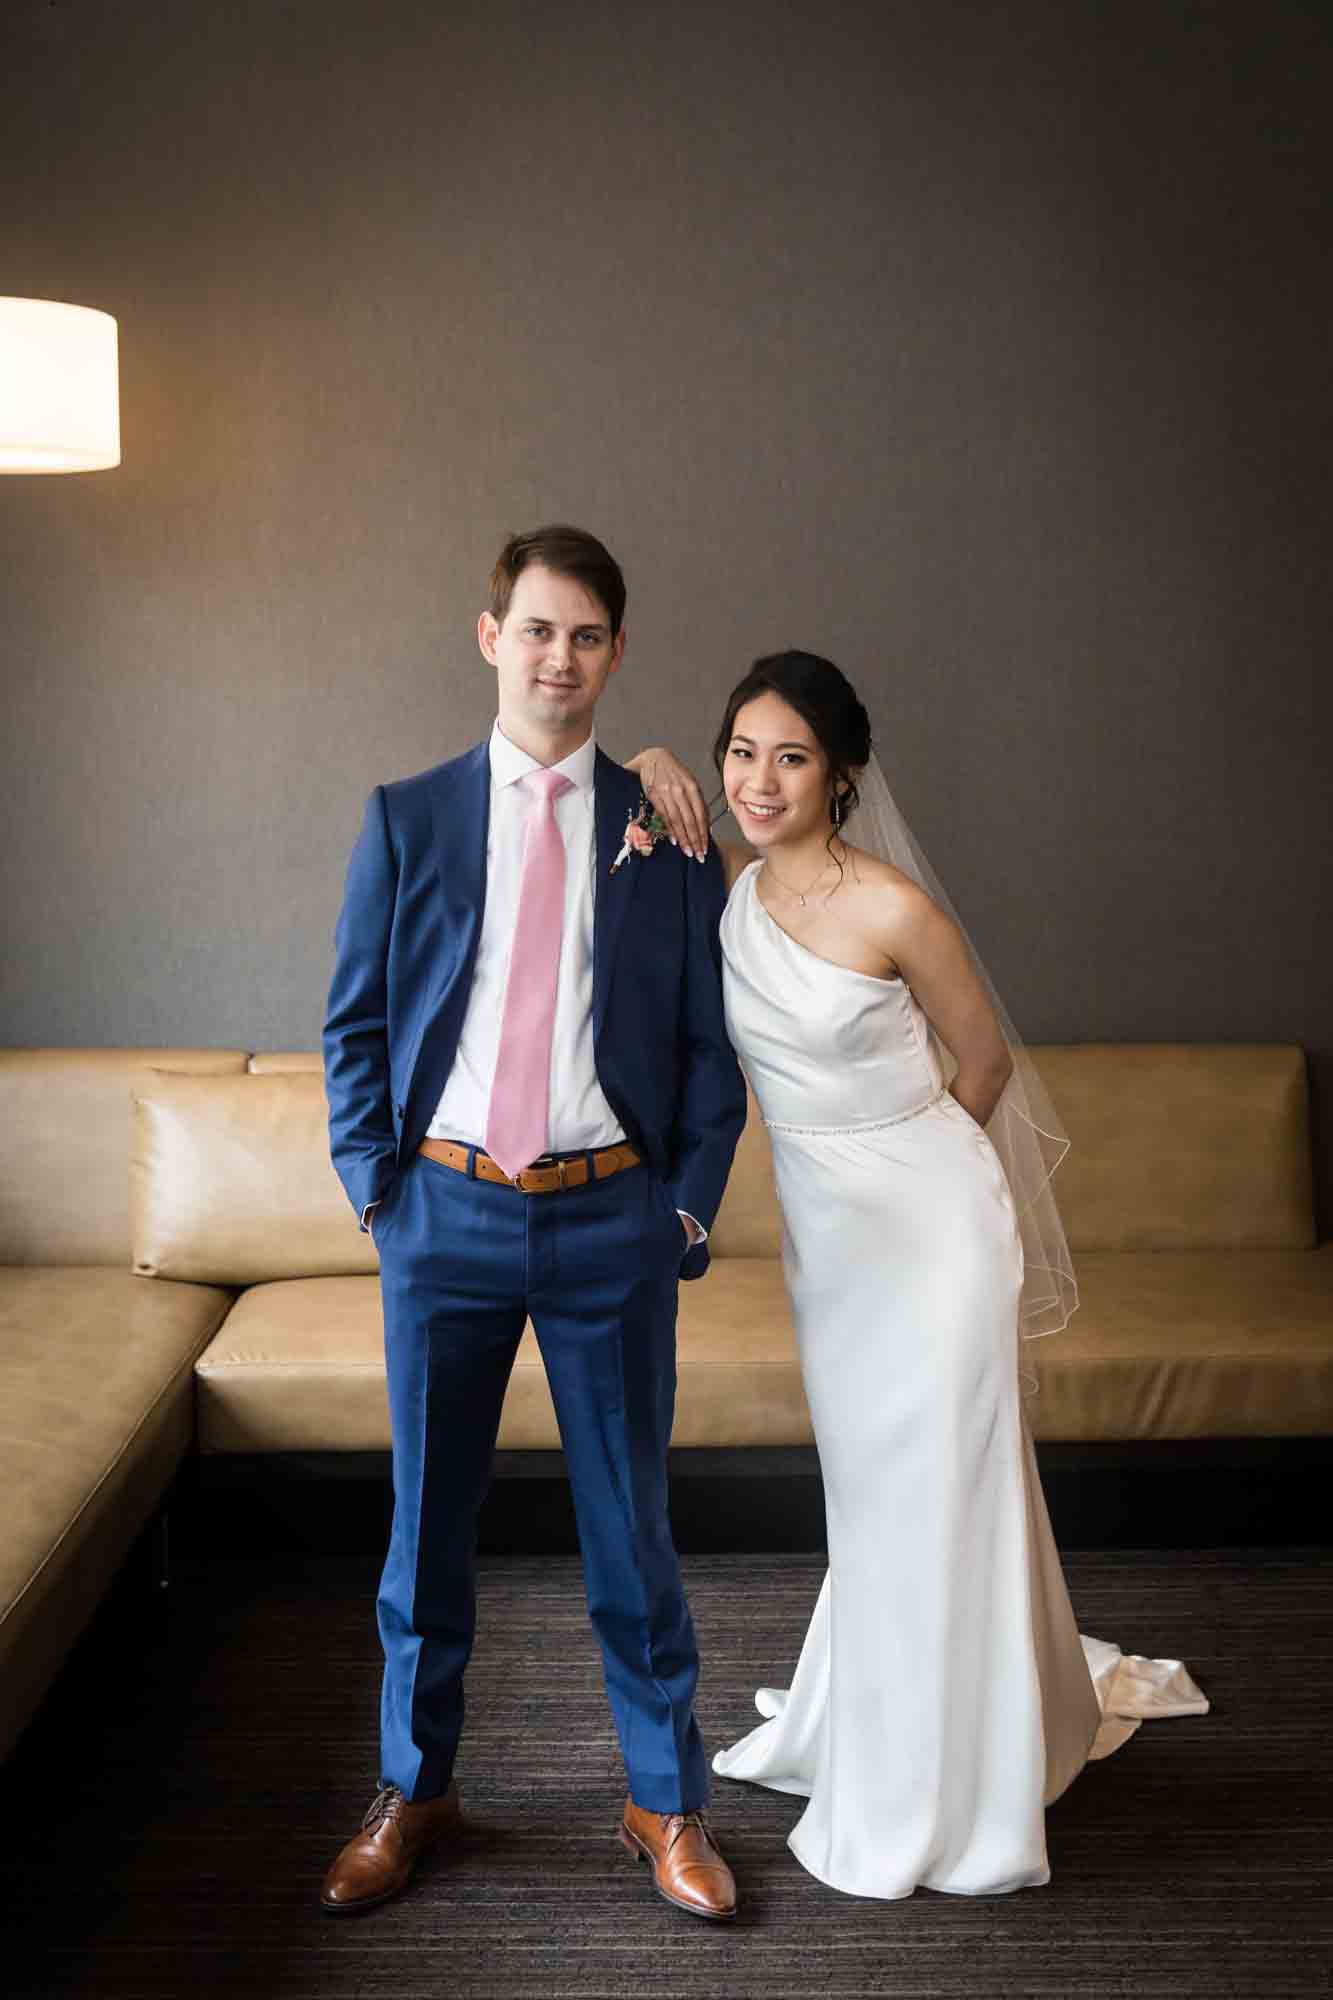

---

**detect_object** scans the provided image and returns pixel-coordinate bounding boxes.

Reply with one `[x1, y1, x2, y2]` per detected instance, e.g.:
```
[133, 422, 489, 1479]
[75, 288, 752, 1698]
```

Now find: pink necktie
[485, 768, 575, 1180]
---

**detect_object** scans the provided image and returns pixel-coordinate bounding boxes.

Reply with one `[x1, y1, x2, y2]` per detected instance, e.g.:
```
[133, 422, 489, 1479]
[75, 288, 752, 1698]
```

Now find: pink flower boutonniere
[609, 797, 670, 875]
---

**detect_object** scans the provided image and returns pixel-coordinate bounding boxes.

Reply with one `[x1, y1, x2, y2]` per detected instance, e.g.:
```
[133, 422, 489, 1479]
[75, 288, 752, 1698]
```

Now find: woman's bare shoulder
[840, 844, 944, 939]
[840, 843, 925, 903]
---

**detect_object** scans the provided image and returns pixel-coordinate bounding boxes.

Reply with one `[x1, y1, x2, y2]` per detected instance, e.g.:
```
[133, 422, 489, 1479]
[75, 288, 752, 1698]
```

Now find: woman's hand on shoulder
[623, 746, 712, 860]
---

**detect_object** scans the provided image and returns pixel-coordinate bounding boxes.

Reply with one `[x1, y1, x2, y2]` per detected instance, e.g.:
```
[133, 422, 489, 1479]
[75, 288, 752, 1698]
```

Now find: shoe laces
[662, 1809, 718, 1855]
[361, 1783, 406, 1833]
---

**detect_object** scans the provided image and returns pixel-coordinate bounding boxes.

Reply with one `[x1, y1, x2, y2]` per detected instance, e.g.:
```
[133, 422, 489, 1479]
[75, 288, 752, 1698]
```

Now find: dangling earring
[831, 790, 844, 830]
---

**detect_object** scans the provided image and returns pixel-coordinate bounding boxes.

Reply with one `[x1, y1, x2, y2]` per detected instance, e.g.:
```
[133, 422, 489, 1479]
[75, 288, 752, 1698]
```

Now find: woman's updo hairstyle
[712, 650, 872, 825]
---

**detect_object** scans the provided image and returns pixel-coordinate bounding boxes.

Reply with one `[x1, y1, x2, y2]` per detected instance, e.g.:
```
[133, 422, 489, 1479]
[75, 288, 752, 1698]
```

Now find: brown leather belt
[418, 1136, 643, 1194]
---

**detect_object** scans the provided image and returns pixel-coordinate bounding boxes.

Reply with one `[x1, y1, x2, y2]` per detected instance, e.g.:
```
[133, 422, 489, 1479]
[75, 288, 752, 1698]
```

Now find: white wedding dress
[712, 862, 1206, 1899]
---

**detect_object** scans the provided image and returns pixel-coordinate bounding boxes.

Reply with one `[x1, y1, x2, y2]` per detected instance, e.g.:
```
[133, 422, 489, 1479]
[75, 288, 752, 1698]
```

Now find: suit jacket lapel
[593, 750, 645, 1038]
[429, 740, 490, 1002]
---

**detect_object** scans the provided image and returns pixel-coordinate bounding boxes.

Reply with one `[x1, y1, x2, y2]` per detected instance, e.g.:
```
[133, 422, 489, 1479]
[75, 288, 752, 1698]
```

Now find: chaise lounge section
[0, 1050, 244, 1764]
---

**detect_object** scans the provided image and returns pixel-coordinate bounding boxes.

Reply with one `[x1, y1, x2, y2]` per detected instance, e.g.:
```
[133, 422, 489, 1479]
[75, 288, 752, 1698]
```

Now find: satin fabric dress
[712, 863, 1206, 1899]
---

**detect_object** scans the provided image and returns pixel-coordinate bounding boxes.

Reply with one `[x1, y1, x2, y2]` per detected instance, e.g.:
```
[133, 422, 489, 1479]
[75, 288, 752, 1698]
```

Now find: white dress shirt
[428, 722, 626, 1153]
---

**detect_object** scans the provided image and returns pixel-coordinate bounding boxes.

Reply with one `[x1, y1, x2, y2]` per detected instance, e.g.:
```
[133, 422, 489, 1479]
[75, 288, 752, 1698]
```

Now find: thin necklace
[762, 854, 839, 909]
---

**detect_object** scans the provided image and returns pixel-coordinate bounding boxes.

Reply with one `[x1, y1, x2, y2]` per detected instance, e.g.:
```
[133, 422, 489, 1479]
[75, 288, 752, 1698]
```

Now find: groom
[321, 524, 746, 1921]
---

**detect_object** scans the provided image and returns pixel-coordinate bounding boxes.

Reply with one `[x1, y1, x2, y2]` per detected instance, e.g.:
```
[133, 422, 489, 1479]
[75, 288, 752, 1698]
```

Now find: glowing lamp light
[0, 296, 120, 472]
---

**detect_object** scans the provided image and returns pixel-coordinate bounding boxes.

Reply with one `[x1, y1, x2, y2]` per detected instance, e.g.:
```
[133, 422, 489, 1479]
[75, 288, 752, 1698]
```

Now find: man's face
[479, 564, 624, 745]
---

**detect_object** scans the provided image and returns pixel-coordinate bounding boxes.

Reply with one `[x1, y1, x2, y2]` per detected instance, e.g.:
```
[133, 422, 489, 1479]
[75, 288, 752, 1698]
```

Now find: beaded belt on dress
[763, 1087, 947, 1137]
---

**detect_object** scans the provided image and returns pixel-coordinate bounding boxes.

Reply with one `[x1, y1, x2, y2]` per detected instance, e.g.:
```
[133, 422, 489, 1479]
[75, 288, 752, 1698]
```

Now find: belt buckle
[556, 1158, 570, 1190]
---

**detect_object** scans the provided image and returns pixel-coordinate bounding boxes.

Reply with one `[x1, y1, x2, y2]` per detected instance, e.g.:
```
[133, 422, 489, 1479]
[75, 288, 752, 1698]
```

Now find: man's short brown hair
[488, 524, 627, 637]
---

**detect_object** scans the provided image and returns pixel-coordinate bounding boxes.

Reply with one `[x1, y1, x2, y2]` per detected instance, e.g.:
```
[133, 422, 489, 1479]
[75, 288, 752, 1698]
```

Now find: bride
[630, 650, 1205, 1900]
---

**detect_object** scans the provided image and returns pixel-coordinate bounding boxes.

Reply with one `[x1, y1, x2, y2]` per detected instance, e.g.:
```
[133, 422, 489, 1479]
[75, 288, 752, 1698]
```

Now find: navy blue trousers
[373, 1149, 708, 1813]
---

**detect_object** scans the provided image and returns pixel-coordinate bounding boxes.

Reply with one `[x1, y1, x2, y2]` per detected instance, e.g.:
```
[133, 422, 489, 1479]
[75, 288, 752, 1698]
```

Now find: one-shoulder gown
[712, 862, 1206, 1899]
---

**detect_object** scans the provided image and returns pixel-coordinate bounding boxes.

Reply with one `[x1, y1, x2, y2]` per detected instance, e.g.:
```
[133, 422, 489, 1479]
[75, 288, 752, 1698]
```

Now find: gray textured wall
[2, 2, 1329, 1219]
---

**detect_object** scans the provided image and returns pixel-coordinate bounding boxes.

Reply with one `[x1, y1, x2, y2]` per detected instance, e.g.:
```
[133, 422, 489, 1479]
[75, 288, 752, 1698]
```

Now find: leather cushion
[194, 1264, 813, 1452]
[193, 1248, 1333, 1452]
[0, 1048, 248, 1267]
[132, 1069, 374, 1285]
[1029, 1045, 1313, 1250]
[1028, 1245, 1333, 1438]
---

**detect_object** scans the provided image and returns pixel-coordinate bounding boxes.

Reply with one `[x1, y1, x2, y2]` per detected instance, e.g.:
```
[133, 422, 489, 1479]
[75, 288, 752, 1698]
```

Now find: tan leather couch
[4, 1041, 1331, 1762]
[166, 1044, 1330, 1453]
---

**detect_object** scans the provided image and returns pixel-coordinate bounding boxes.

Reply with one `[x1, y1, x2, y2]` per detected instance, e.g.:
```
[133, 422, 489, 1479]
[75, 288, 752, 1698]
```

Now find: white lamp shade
[0, 296, 120, 472]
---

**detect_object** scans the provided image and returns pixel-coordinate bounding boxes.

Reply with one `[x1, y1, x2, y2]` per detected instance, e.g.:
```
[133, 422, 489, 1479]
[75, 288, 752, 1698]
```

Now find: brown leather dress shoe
[321, 1781, 462, 1913]
[618, 1799, 737, 1920]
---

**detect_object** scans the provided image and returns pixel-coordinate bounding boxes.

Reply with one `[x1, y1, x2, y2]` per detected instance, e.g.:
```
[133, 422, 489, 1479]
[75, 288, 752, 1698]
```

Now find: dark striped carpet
[3, 1548, 1330, 1998]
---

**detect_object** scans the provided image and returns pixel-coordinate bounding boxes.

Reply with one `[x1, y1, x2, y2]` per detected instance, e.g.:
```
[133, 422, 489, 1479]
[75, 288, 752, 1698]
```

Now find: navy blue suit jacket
[323, 742, 746, 1281]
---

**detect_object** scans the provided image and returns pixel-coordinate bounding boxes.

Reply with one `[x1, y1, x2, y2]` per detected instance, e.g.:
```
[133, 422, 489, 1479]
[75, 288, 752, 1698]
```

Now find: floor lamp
[0, 295, 120, 473]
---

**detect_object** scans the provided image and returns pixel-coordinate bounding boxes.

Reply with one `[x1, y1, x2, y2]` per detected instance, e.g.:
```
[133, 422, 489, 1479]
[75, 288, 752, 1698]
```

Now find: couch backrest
[708, 1085, 782, 1257]
[1027, 1044, 1313, 1250]
[7, 1040, 1311, 1279]
[0, 1049, 250, 1267]
[710, 1044, 1312, 1255]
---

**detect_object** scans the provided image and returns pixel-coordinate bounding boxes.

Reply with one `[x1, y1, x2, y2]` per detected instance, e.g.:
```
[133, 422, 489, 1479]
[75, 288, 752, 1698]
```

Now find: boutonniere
[609, 796, 670, 874]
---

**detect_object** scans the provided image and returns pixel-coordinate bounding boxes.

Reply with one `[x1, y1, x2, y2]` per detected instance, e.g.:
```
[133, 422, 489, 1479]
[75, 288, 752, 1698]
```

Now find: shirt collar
[489, 721, 597, 794]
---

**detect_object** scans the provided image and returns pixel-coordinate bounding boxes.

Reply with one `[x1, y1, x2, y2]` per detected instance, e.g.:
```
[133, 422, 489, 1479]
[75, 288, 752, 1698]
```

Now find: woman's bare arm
[880, 882, 1012, 1124]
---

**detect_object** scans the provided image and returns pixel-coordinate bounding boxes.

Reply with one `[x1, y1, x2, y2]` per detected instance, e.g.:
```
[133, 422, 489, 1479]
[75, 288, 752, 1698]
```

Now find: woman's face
[723, 691, 832, 848]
